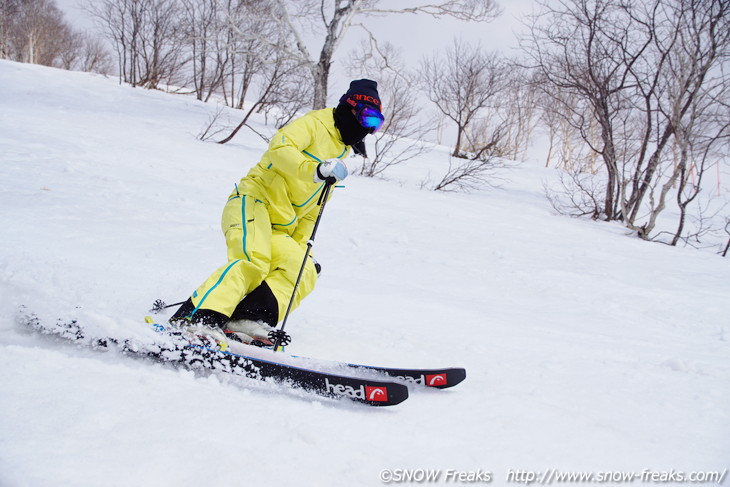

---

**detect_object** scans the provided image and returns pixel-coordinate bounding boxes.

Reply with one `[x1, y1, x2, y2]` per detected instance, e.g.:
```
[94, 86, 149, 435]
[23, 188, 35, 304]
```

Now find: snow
[1, 60, 728, 487]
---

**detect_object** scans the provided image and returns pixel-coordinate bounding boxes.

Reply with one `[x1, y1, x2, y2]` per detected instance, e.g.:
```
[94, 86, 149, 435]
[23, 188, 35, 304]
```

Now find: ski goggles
[356, 104, 385, 133]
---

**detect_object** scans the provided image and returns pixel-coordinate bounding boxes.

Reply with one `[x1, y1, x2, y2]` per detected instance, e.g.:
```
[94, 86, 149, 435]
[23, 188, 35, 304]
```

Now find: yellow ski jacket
[232, 108, 349, 245]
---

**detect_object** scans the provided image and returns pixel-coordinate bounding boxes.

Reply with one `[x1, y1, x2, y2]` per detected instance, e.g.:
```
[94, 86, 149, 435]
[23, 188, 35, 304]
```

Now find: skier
[170, 79, 384, 344]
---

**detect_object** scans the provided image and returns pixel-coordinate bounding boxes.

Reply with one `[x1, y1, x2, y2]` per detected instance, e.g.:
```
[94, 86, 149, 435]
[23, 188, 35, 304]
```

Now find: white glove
[315, 159, 349, 183]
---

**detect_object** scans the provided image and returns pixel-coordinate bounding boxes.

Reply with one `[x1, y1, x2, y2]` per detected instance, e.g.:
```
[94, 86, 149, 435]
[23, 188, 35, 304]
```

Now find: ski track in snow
[1, 60, 728, 487]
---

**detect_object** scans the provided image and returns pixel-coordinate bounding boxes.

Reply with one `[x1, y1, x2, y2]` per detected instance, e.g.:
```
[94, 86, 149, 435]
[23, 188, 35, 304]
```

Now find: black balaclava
[334, 103, 371, 146]
[333, 79, 382, 147]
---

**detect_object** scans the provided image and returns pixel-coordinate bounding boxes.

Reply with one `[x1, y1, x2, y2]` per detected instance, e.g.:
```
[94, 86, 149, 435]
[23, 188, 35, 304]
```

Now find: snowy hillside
[1, 60, 728, 487]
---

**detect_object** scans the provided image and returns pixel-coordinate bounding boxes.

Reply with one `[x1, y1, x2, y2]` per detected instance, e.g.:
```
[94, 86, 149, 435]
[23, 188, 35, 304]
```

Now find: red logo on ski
[426, 374, 448, 386]
[365, 386, 388, 402]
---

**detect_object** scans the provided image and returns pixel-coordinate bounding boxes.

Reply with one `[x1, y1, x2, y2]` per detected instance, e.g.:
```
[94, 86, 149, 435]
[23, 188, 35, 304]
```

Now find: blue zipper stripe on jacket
[266, 147, 345, 225]
[191, 259, 241, 315]
[302, 150, 322, 163]
[226, 195, 252, 260]
[271, 183, 325, 225]
[295, 148, 344, 208]
[293, 184, 326, 208]
[303, 148, 347, 162]
[272, 216, 297, 227]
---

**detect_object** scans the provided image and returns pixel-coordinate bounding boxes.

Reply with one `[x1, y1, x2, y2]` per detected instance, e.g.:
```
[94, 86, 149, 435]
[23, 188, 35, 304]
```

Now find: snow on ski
[19, 312, 408, 407]
[173, 342, 410, 406]
[144, 315, 467, 390]
[220, 338, 466, 390]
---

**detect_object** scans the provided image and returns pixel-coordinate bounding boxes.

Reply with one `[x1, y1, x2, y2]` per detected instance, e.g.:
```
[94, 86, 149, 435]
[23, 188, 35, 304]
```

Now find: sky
[54, 0, 539, 100]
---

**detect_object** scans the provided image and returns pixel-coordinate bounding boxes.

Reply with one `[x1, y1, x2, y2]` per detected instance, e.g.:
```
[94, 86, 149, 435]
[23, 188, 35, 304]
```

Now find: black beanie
[339, 79, 382, 112]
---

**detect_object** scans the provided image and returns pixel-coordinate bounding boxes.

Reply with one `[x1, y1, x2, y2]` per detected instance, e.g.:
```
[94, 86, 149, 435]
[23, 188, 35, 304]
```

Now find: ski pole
[270, 181, 334, 352]
[149, 299, 186, 314]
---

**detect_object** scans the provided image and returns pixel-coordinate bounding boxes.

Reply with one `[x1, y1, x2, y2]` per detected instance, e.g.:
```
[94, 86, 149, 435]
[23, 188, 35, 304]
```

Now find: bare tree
[255, 63, 313, 129]
[0, 0, 18, 59]
[180, 0, 222, 101]
[226, 0, 501, 109]
[216, 49, 311, 144]
[76, 34, 113, 74]
[429, 153, 509, 192]
[219, 1, 282, 111]
[522, 0, 653, 221]
[86, 0, 187, 88]
[197, 104, 230, 141]
[9, 0, 52, 63]
[0, 0, 110, 73]
[5, 0, 71, 65]
[211, 1, 311, 144]
[501, 66, 540, 162]
[524, 0, 730, 246]
[56, 26, 87, 70]
[1, 0, 20, 59]
[343, 42, 434, 177]
[420, 39, 509, 158]
[622, 0, 730, 239]
[545, 157, 606, 219]
[141, 0, 187, 88]
[2, 0, 111, 73]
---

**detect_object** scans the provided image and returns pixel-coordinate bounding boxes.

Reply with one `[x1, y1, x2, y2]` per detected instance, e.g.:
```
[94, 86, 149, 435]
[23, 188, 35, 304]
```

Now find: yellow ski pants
[190, 195, 318, 322]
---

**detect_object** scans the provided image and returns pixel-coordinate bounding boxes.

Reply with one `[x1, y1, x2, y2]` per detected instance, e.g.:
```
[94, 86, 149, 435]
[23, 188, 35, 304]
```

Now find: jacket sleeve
[291, 205, 317, 247]
[291, 185, 337, 247]
[265, 115, 320, 182]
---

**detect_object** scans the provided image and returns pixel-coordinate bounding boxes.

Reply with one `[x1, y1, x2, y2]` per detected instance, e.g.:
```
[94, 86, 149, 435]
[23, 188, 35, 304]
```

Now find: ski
[168, 342, 410, 406]
[231, 345, 466, 390]
[146, 317, 466, 390]
[342, 363, 466, 389]
[20, 312, 408, 407]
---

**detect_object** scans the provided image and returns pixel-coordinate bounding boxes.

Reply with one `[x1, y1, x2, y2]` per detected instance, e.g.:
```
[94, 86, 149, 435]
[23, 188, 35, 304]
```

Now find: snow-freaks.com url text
[505, 468, 728, 485]
[378, 468, 728, 484]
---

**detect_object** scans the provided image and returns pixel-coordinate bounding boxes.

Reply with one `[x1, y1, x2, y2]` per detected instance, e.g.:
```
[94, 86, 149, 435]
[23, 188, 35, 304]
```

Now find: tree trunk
[452, 125, 464, 157]
[312, 63, 328, 110]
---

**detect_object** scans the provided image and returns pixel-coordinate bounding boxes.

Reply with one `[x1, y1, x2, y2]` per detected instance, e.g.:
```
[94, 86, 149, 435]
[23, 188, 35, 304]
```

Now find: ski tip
[415, 368, 466, 389]
[431, 368, 466, 389]
[364, 382, 409, 406]
[325, 377, 409, 406]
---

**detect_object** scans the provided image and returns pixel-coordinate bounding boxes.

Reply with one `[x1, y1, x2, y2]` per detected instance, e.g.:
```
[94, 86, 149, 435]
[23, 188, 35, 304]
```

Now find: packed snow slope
[1, 60, 728, 487]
